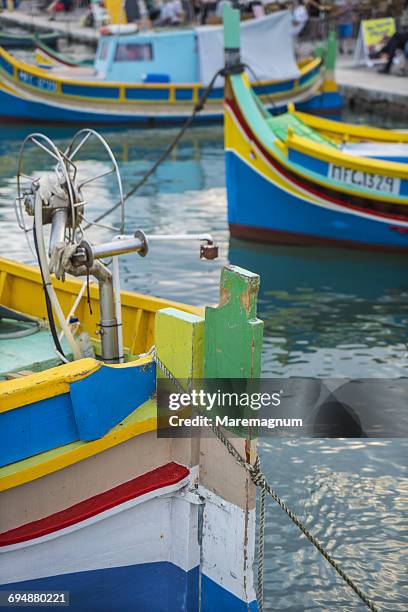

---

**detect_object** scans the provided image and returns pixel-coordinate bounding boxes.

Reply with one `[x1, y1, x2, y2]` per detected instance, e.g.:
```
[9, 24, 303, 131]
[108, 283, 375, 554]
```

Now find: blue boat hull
[0, 83, 341, 126]
[1, 566, 257, 612]
[226, 152, 408, 252]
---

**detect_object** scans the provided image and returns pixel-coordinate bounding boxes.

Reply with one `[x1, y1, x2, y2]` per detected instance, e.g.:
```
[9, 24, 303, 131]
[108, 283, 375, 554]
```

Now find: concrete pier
[0, 9, 407, 120]
[0, 8, 98, 45]
[336, 57, 408, 122]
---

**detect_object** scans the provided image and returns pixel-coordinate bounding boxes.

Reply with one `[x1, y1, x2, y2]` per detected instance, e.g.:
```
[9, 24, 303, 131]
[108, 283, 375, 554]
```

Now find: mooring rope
[151, 349, 380, 612]
[85, 66, 234, 230]
[210, 426, 380, 612]
[257, 487, 266, 612]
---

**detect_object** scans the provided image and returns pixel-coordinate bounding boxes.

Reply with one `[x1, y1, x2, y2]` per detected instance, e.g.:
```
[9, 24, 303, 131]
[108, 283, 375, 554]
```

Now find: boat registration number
[18, 70, 57, 93]
[328, 164, 400, 196]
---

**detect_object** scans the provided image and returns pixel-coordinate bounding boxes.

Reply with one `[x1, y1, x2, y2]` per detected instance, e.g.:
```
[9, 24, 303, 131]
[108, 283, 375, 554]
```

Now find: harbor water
[0, 124, 407, 611]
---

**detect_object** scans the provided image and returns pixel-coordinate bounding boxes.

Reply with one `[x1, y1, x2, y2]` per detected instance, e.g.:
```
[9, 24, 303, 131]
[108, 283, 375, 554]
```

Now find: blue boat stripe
[0, 362, 156, 467]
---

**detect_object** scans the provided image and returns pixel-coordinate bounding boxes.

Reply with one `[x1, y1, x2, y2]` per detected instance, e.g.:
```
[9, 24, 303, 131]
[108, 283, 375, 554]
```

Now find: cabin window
[99, 40, 110, 61]
[114, 43, 153, 62]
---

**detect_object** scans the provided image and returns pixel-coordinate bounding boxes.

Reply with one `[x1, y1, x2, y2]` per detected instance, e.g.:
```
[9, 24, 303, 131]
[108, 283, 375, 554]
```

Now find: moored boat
[223, 8, 408, 252]
[35, 39, 93, 69]
[0, 29, 59, 49]
[0, 130, 263, 609]
[0, 11, 341, 125]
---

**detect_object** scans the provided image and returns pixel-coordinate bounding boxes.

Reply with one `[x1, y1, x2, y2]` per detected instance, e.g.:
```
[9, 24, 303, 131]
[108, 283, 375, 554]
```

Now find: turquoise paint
[94, 30, 199, 84]
[223, 5, 241, 50]
[0, 330, 71, 380]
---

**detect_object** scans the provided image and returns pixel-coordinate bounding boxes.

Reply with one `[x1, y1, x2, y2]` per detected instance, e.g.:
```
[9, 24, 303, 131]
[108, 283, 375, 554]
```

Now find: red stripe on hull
[230, 223, 408, 253]
[0, 462, 189, 547]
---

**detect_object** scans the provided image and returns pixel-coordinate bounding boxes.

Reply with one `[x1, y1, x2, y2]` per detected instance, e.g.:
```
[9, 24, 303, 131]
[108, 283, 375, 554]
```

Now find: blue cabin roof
[94, 29, 199, 84]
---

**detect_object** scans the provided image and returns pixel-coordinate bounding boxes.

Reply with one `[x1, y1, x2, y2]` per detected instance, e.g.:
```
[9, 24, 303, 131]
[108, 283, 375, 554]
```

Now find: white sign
[329, 164, 400, 196]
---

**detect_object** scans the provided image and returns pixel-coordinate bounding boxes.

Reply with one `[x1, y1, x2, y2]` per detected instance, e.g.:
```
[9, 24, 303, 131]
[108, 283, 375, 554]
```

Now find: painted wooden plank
[70, 360, 156, 440]
[0, 462, 189, 546]
[0, 358, 156, 467]
[204, 265, 263, 379]
[0, 257, 203, 354]
[0, 358, 100, 412]
[223, 5, 240, 51]
[155, 307, 204, 380]
[0, 400, 157, 492]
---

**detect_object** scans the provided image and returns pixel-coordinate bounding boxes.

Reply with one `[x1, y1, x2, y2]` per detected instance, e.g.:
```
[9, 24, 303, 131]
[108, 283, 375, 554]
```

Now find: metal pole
[98, 274, 119, 364]
[91, 236, 145, 260]
[112, 256, 124, 363]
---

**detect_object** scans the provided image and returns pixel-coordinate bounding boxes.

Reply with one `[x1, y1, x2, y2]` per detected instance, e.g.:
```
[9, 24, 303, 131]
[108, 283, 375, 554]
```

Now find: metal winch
[15, 129, 218, 364]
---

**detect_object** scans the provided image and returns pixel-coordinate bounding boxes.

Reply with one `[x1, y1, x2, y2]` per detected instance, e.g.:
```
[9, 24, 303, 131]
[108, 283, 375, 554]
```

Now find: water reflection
[0, 125, 406, 611]
[229, 240, 408, 377]
[259, 438, 408, 611]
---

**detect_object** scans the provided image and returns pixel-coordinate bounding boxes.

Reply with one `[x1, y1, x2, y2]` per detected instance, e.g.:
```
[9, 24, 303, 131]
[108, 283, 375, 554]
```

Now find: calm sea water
[0, 122, 407, 611]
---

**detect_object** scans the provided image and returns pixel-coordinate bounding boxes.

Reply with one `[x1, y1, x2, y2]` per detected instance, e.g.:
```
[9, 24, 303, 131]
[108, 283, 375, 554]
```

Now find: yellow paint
[0, 257, 204, 413]
[0, 293, 208, 491]
[105, 0, 127, 24]
[225, 105, 317, 205]
[0, 258, 202, 353]
[0, 270, 7, 302]
[155, 308, 204, 380]
[320, 79, 338, 93]
[34, 50, 55, 67]
[0, 46, 322, 108]
[226, 101, 408, 207]
[0, 356, 152, 413]
[287, 132, 408, 181]
[227, 77, 408, 204]
[294, 111, 408, 143]
[0, 401, 158, 491]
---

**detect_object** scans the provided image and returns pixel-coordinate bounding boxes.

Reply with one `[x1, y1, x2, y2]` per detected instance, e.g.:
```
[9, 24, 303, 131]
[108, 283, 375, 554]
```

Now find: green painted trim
[325, 31, 337, 71]
[204, 265, 263, 379]
[223, 4, 241, 50]
[231, 74, 282, 157]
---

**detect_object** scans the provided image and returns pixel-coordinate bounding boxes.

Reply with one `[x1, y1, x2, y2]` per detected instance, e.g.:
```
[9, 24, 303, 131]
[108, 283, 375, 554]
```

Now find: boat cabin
[94, 30, 199, 83]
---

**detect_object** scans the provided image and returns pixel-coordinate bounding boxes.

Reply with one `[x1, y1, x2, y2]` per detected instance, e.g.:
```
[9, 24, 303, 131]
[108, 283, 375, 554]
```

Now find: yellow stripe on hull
[0, 400, 157, 491]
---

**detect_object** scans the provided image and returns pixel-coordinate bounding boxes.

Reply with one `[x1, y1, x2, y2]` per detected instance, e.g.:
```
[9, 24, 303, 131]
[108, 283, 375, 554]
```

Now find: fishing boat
[0, 130, 263, 609]
[223, 8, 408, 252]
[35, 39, 93, 69]
[0, 29, 59, 49]
[0, 10, 341, 125]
